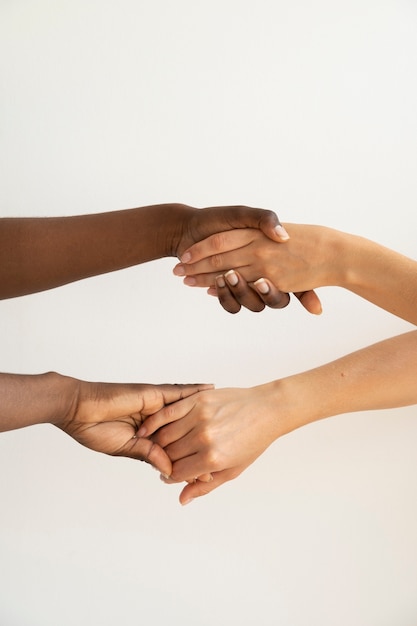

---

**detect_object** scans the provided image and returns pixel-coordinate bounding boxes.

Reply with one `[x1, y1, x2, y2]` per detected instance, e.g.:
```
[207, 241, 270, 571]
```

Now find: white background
[1, 1, 417, 624]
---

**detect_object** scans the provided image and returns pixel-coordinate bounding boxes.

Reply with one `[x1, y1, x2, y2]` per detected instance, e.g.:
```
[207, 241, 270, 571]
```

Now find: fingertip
[216, 274, 226, 289]
[298, 291, 323, 315]
[253, 277, 270, 295]
[173, 264, 186, 276]
[180, 251, 192, 263]
[273, 224, 290, 241]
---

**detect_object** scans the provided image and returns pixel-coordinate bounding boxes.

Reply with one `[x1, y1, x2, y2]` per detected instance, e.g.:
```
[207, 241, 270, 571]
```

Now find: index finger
[157, 383, 214, 406]
[138, 394, 196, 438]
[178, 229, 257, 264]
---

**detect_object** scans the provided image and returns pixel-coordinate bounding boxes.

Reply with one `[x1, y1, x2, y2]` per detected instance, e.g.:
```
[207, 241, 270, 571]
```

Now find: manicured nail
[274, 225, 290, 240]
[180, 251, 191, 263]
[216, 275, 226, 288]
[184, 276, 196, 286]
[225, 270, 238, 286]
[173, 264, 185, 276]
[137, 425, 147, 437]
[254, 278, 270, 295]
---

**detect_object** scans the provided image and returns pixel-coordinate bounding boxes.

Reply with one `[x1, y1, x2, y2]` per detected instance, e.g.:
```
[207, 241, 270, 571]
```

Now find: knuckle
[209, 253, 224, 270]
[143, 440, 156, 461]
[165, 404, 177, 420]
[260, 209, 279, 226]
[196, 484, 214, 497]
[203, 448, 222, 470]
[196, 428, 214, 448]
[211, 232, 228, 252]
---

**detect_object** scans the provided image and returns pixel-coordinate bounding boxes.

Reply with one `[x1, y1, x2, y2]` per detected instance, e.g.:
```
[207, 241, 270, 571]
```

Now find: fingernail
[216, 275, 226, 288]
[180, 252, 191, 263]
[225, 270, 238, 286]
[183, 277, 196, 286]
[182, 498, 194, 506]
[254, 278, 270, 295]
[137, 426, 146, 437]
[274, 225, 290, 240]
[173, 265, 185, 276]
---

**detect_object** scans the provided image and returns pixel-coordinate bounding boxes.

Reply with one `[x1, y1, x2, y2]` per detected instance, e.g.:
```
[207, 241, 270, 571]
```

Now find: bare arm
[174, 225, 417, 324]
[0, 204, 286, 299]
[0, 371, 211, 476]
[140, 330, 417, 503]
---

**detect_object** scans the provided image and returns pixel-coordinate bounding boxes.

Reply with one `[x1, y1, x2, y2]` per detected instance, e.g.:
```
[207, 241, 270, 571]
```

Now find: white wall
[1, 1, 417, 624]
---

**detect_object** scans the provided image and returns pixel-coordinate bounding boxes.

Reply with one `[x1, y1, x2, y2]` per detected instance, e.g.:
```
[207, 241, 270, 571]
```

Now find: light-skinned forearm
[271, 329, 417, 438]
[151, 330, 417, 501]
[316, 227, 417, 325]
[175, 223, 417, 323]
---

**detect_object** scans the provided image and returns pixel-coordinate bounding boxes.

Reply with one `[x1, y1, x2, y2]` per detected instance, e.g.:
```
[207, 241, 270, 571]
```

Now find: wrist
[330, 229, 370, 290]
[312, 226, 353, 288]
[0, 371, 81, 432]
[261, 372, 331, 441]
[46, 372, 81, 429]
[161, 203, 196, 257]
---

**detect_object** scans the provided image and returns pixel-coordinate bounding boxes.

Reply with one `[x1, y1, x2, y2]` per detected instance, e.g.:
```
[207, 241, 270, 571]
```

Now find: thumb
[226, 207, 290, 242]
[258, 213, 290, 243]
[294, 290, 323, 315]
[122, 437, 173, 478]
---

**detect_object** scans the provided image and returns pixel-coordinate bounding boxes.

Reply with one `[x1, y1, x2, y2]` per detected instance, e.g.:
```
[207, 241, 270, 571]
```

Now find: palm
[61, 382, 209, 475]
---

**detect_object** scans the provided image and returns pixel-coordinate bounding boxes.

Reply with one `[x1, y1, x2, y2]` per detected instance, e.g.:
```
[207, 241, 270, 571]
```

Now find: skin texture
[134, 223, 417, 503]
[141, 330, 417, 504]
[0, 373, 212, 476]
[0, 204, 288, 299]
[0, 202, 289, 474]
[174, 224, 417, 323]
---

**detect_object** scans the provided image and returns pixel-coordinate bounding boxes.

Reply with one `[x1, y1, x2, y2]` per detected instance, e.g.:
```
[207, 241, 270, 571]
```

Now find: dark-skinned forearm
[0, 372, 78, 431]
[0, 204, 186, 299]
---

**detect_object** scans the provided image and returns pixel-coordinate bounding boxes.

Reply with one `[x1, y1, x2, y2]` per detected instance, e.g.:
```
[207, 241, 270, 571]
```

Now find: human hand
[173, 225, 330, 314]
[58, 381, 212, 477]
[172, 204, 290, 260]
[138, 384, 285, 504]
[208, 271, 321, 314]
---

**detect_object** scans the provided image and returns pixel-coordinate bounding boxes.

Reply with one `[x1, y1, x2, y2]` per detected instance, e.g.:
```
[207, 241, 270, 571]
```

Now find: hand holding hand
[138, 384, 287, 504]
[173, 204, 290, 260]
[173, 225, 331, 314]
[59, 381, 212, 477]
[210, 270, 321, 315]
